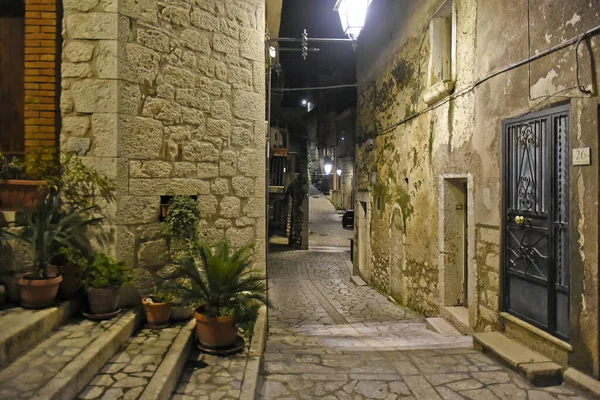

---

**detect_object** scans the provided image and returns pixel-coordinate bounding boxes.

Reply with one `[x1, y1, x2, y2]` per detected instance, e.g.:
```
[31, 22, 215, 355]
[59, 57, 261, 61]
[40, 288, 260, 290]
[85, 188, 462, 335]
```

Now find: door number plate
[573, 147, 591, 166]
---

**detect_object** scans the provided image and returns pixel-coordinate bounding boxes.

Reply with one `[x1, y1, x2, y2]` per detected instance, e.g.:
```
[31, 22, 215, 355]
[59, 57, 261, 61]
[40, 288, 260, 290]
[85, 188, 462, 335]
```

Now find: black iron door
[503, 104, 570, 341]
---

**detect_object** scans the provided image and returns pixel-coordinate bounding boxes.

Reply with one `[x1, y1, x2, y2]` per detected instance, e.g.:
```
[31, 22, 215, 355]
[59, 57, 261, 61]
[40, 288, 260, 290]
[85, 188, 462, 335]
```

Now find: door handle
[515, 216, 525, 225]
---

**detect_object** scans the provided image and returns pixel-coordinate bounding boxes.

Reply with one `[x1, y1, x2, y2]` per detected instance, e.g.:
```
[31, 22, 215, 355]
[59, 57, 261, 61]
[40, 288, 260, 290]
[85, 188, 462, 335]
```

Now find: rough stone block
[71, 79, 118, 113]
[63, 0, 99, 12]
[233, 90, 263, 120]
[173, 162, 197, 178]
[520, 362, 563, 387]
[197, 163, 219, 179]
[137, 29, 170, 53]
[239, 27, 263, 61]
[213, 34, 239, 55]
[232, 176, 254, 197]
[123, 43, 160, 85]
[66, 13, 118, 40]
[139, 239, 169, 268]
[121, 0, 158, 23]
[175, 89, 210, 111]
[219, 150, 237, 176]
[197, 77, 231, 97]
[142, 98, 181, 124]
[116, 196, 160, 224]
[161, 5, 190, 26]
[225, 227, 254, 248]
[92, 114, 118, 157]
[179, 29, 210, 54]
[119, 115, 163, 159]
[190, 8, 219, 31]
[206, 118, 230, 138]
[63, 41, 95, 62]
[62, 63, 93, 78]
[238, 149, 263, 177]
[63, 116, 90, 137]
[220, 196, 241, 217]
[229, 65, 253, 89]
[164, 66, 196, 88]
[198, 195, 217, 217]
[211, 178, 229, 195]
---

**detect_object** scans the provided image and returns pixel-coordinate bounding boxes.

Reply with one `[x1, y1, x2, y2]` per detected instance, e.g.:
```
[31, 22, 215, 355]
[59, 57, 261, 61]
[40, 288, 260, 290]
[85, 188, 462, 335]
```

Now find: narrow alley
[259, 191, 592, 399]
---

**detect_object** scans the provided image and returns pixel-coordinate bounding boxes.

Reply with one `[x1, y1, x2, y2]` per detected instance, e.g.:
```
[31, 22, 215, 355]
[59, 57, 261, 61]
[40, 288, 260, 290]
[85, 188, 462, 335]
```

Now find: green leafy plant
[47, 152, 115, 210]
[84, 254, 132, 289]
[172, 240, 268, 320]
[165, 195, 200, 240]
[24, 147, 60, 181]
[0, 194, 103, 278]
[52, 246, 89, 268]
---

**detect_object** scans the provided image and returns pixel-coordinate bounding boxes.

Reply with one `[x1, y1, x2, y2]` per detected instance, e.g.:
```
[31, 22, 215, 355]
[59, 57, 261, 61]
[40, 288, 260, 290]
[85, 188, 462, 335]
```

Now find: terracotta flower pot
[143, 297, 174, 327]
[0, 179, 47, 211]
[194, 307, 237, 349]
[57, 264, 83, 299]
[87, 287, 120, 315]
[19, 272, 62, 309]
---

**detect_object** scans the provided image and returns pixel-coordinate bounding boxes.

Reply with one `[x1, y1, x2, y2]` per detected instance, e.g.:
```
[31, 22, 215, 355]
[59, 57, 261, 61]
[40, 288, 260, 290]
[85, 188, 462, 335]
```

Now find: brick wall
[24, 0, 58, 152]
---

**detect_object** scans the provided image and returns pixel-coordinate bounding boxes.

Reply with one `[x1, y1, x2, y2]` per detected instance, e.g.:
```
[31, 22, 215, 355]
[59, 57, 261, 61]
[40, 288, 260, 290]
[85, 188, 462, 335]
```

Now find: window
[0, 0, 25, 153]
[423, 1, 456, 105]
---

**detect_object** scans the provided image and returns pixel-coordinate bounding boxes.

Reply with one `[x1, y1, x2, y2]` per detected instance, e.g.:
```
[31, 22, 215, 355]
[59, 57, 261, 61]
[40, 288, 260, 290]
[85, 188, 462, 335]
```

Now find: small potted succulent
[0, 194, 101, 308]
[142, 289, 176, 328]
[172, 240, 268, 349]
[83, 254, 132, 319]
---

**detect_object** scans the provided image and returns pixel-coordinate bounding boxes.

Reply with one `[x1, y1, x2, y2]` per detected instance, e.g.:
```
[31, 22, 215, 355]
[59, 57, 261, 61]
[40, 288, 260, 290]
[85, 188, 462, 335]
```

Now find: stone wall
[355, 0, 600, 376]
[60, 0, 266, 301]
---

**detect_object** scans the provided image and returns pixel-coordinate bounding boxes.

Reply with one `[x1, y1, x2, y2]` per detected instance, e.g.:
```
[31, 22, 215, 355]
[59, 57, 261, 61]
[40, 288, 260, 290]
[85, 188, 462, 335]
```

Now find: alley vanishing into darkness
[259, 188, 592, 399]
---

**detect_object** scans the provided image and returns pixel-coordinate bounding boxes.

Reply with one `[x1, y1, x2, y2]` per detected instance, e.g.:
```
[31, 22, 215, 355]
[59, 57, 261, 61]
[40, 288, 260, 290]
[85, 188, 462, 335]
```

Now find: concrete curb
[0, 299, 79, 367]
[564, 367, 600, 398]
[140, 319, 196, 400]
[239, 305, 268, 400]
[32, 308, 142, 400]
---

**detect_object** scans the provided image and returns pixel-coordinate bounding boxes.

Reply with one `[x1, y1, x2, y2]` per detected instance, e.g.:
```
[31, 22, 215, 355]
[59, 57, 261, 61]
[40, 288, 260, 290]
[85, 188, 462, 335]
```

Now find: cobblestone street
[259, 190, 592, 399]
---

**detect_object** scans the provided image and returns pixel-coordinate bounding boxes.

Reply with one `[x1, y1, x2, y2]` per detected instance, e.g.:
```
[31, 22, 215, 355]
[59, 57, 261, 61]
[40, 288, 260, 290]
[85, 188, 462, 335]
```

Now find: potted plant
[172, 240, 268, 349]
[142, 289, 176, 328]
[164, 195, 200, 319]
[0, 194, 102, 308]
[84, 254, 132, 318]
[0, 149, 56, 211]
[51, 246, 89, 299]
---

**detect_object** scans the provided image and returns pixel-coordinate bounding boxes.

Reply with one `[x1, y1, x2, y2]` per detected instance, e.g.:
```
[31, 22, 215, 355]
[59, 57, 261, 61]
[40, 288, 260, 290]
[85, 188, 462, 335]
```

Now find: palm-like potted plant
[173, 240, 267, 349]
[142, 289, 176, 328]
[0, 194, 102, 308]
[83, 254, 132, 318]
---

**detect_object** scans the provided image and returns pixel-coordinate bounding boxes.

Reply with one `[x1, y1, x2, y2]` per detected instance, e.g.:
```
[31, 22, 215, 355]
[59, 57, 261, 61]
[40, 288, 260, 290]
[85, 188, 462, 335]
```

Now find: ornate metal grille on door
[503, 104, 570, 341]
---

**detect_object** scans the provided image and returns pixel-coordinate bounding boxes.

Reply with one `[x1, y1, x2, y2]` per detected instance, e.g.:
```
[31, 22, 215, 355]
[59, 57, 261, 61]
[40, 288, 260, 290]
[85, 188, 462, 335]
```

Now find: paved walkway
[259, 192, 591, 399]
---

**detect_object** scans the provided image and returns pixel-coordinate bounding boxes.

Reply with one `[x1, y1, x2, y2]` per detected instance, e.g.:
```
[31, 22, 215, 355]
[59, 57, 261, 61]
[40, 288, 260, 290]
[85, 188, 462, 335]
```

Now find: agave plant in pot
[173, 240, 268, 349]
[0, 194, 102, 308]
[84, 254, 132, 319]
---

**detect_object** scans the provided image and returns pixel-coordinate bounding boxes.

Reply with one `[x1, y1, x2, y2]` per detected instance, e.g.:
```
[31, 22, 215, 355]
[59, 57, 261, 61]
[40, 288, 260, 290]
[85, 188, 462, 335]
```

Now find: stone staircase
[0, 302, 196, 400]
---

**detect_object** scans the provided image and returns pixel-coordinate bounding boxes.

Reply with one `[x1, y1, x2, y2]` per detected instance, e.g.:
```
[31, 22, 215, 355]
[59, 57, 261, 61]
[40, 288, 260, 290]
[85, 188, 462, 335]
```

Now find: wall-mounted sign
[573, 147, 591, 166]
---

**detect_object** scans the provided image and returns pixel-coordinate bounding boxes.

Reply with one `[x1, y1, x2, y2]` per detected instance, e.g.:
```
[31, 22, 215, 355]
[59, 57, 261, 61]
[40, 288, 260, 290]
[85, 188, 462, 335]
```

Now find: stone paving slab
[77, 324, 186, 400]
[171, 350, 248, 400]
[0, 313, 126, 399]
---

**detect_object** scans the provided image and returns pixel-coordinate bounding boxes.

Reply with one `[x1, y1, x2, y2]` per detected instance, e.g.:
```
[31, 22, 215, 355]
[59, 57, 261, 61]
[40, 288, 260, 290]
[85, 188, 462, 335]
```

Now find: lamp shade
[336, 169, 342, 176]
[334, 0, 372, 39]
[324, 163, 333, 176]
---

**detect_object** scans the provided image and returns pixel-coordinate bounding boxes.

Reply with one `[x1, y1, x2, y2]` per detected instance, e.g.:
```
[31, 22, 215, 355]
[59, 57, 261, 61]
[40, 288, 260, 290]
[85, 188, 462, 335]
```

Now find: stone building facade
[57, 0, 267, 300]
[354, 0, 600, 378]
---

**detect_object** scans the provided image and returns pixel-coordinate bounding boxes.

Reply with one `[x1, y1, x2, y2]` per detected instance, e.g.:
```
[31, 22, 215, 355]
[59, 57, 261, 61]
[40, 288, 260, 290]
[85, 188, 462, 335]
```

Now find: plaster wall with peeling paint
[355, 0, 600, 378]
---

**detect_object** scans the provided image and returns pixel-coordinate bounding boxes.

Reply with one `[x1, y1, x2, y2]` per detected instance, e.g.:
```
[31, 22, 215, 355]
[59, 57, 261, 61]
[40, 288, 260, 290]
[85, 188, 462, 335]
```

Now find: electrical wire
[272, 83, 359, 92]
[357, 24, 600, 144]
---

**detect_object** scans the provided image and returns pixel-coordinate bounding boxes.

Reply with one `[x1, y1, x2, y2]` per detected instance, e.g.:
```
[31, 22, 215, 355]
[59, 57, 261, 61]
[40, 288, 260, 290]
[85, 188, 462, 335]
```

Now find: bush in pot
[84, 254, 132, 316]
[172, 240, 268, 349]
[0, 194, 102, 308]
[142, 289, 176, 328]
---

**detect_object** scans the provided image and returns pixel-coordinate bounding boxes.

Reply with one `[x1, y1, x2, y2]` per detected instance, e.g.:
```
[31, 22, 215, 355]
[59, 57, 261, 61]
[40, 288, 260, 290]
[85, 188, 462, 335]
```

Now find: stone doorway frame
[355, 190, 371, 281]
[438, 174, 477, 327]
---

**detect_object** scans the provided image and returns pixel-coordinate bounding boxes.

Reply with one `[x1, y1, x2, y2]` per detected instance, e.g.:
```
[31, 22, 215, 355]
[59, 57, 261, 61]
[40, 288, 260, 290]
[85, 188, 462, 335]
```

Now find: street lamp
[301, 99, 307, 106]
[336, 168, 342, 177]
[334, 0, 373, 39]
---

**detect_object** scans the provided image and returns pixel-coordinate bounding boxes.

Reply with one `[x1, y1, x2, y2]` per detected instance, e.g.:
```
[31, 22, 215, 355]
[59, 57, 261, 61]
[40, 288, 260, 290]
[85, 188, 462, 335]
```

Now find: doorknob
[515, 216, 525, 225]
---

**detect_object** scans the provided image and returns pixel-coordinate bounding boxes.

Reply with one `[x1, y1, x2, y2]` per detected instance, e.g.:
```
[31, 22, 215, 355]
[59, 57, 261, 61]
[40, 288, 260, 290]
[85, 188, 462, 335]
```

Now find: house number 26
[573, 147, 591, 166]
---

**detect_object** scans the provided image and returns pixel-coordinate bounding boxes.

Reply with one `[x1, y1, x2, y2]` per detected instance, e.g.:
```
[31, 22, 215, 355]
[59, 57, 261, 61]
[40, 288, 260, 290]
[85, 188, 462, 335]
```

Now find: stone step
[0, 300, 79, 368]
[425, 317, 463, 337]
[0, 308, 141, 400]
[473, 332, 563, 387]
[439, 306, 474, 336]
[77, 319, 195, 400]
